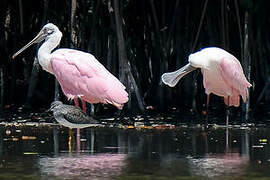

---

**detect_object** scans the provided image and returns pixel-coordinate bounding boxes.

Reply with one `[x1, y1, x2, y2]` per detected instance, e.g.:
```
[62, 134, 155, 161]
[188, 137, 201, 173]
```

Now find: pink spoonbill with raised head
[12, 23, 129, 111]
[161, 47, 252, 124]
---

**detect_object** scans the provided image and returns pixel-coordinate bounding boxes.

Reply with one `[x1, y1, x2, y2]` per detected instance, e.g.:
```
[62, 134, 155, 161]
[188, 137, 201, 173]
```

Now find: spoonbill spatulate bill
[162, 47, 252, 108]
[12, 23, 129, 110]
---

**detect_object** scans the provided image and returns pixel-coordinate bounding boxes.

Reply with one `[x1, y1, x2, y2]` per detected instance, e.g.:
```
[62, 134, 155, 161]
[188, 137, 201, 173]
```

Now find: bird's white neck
[38, 30, 62, 74]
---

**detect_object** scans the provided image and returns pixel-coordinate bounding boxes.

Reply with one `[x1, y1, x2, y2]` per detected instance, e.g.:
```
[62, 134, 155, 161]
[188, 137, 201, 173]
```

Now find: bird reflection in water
[187, 153, 248, 178]
[188, 127, 249, 178]
[39, 153, 127, 180]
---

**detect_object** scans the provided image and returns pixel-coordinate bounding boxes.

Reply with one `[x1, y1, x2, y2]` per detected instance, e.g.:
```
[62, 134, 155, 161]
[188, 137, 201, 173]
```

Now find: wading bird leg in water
[226, 123, 229, 153]
[68, 130, 75, 152]
[68, 98, 79, 152]
[73, 98, 86, 152]
[226, 96, 230, 127]
[205, 94, 210, 126]
[76, 128, 81, 152]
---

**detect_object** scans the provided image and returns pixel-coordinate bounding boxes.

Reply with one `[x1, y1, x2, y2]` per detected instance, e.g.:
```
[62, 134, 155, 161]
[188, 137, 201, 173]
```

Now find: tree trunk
[0, 68, 3, 116]
[18, 0, 23, 34]
[149, 0, 179, 111]
[106, 34, 114, 72]
[242, 12, 251, 122]
[234, 0, 243, 61]
[89, 0, 101, 53]
[70, 0, 77, 48]
[112, 0, 144, 112]
[221, 0, 227, 49]
[25, 0, 49, 107]
[149, 0, 165, 110]
[25, 58, 40, 106]
[191, 0, 208, 113]
[66, 0, 77, 102]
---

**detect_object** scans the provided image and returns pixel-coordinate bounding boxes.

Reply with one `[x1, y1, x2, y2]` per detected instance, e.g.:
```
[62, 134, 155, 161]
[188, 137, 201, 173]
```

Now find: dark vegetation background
[0, 0, 269, 123]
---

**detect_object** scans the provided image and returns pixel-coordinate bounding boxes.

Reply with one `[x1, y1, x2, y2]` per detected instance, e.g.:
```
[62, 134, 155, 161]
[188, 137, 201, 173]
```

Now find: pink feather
[190, 47, 252, 107]
[220, 57, 252, 106]
[50, 48, 128, 109]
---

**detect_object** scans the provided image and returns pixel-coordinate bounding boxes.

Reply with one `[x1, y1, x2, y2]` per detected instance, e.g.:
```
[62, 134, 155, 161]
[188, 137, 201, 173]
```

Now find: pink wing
[50, 48, 128, 108]
[220, 57, 252, 104]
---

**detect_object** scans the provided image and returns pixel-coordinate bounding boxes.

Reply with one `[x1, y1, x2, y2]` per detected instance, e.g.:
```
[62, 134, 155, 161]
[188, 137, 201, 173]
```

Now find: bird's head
[188, 51, 210, 70]
[12, 23, 62, 59]
[41, 23, 62, 44]
[42, 23, 60, 38]
[48, 101, 63, 112]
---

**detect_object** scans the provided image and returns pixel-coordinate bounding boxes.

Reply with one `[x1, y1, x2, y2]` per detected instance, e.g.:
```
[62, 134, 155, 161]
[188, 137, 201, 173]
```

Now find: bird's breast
[202, 67, 232, 97]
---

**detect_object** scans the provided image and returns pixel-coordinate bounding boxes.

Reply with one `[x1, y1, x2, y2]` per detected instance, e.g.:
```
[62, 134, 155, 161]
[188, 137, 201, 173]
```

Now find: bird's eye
[44, 27, 54, 35]
[47, 29, 53, 34]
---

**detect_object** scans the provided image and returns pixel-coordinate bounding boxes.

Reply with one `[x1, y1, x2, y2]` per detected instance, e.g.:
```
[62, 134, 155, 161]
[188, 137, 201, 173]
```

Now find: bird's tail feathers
[105, 99, 124, 110]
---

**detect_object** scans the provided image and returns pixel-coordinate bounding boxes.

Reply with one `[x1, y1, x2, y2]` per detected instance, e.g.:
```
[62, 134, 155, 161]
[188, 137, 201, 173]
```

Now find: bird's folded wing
[220, 58, 252, 102]
[51, 49, 128, 104]
[62, 106, 100, 124]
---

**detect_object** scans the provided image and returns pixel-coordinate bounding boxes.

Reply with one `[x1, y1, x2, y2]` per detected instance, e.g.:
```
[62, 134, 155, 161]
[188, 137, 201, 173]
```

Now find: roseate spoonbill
[12, 23, 129, 111]
[49, 101, 102, 129]
[161, 47, 252, 124]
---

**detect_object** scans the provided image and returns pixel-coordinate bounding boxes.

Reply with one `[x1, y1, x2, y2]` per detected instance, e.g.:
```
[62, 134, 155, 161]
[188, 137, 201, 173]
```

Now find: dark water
[0, 124, 270, 180]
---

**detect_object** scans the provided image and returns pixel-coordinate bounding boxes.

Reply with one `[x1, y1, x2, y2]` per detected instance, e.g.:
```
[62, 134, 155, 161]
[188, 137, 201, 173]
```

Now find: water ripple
[187, 153, 249, 178]
[38, 153, 127, 180]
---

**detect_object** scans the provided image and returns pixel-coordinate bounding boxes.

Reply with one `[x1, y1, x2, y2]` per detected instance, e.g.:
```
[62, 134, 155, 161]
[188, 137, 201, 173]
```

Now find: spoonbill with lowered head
[161, 47, 252, 125]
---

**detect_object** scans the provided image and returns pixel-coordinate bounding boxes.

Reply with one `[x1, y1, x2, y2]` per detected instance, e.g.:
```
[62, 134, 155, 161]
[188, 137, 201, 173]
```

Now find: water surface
[0, 124, 270, 180]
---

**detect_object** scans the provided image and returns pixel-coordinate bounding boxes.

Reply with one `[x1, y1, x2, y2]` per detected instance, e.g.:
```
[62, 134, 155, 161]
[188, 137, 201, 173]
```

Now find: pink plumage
[162, 47, 252, 107]
[193, 47, 251, 107]
[12, 23, 128, 110]
[51, 49, 128, 109]
[220, 57, 251, 106]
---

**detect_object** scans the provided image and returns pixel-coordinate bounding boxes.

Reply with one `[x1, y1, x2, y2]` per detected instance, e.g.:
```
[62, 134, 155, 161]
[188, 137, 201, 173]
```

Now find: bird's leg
[76, 128, 81, 153]
[82, 100, 87, 113]
[226, 96, 230, 127]
[225, 123, 230, 153]
[76, 99, 87, 153]
[68, 129, 75, 152]
[205, 94, 210, 127]
[72, 98, 81, 152]
[73, 98, 80, 151]
[74, 98, 83, 153]
[74, 98, 80, 107]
